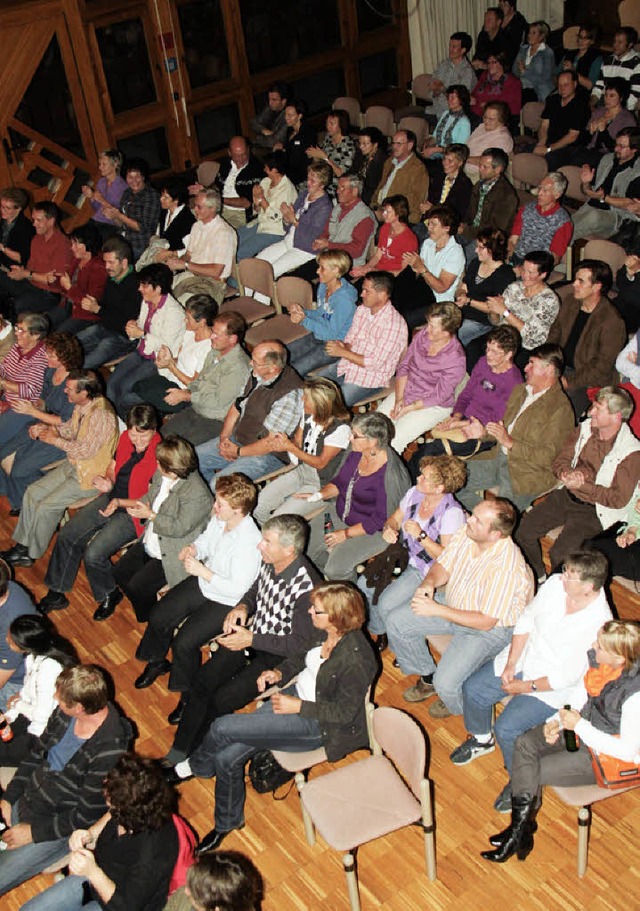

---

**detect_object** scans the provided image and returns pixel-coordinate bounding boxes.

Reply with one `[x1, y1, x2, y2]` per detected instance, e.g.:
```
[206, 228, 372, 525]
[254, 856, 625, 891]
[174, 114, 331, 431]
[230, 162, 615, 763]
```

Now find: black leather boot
[481, 793, 537, 863]
[489, 818, 538, 847]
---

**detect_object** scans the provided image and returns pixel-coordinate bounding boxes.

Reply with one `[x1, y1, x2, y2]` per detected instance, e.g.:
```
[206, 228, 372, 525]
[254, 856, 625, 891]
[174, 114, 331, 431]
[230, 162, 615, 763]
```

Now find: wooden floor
[2, 500, 639, 911]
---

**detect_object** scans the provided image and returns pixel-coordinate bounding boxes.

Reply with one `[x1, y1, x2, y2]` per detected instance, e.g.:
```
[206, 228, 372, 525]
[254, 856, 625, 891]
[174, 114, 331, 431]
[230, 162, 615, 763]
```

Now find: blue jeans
[106, 351, 157, 420]
[359, 565, 425, 636]
[0, 437, 65, 510]
[190, 695, 323, 832]
[462, 661, 556, 774]
[315, 362, 384, 407]
[77, 324, 136, 370]
[457, 450, 538, 514]
[236, 224, 283, 261]
[20, 874, 101, 911]
[458, 319, 491, 347]
[0, 804, 68, 896]
[0, 410, 34, 451]
[195, 436, 283, 485]
[287, 334, 337, 377]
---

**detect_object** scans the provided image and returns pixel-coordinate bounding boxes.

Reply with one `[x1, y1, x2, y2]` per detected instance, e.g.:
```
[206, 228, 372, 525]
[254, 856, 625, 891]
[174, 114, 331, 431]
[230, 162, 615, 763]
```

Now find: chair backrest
[618, 0, 640, 37]
[581, 240, 628, 276]
[365, 105, 395, 138]
[237, 257, 276, 300]
[562, 26, 580, 50]
[196, 160, 220, 188]
[371, 706, 426, 801]
[397, 116, 429, 150]
[521, 101, 545, 133]
[411, 73, 432, 103]
[275, 275, 314, 312]
[558, 165, 587, 205]
[511, 152, 548, 189]
[333, 96, 362, 130]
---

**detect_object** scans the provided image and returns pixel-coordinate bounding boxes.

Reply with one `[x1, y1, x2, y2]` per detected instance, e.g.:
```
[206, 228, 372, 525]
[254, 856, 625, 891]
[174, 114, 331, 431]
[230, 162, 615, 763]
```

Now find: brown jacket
[372, 154, 430, 224]
[547, 289, 627, 391]
[463, 174, 519, 240]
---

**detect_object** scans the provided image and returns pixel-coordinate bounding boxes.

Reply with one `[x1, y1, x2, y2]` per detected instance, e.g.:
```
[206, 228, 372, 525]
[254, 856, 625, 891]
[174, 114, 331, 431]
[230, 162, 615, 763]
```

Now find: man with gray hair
[162, 513, 322, 769]
[517, 386, 640, 581]
[165, 188, 237, 305]
[508, 172, 573, 267]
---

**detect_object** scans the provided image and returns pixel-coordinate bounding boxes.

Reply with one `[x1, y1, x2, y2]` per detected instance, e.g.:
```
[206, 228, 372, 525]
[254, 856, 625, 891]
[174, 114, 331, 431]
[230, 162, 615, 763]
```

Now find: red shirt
[27, 229, 74, 294]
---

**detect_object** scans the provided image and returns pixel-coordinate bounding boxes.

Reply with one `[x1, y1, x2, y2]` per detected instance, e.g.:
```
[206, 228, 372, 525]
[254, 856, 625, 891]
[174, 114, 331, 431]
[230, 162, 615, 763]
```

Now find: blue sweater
[302, 279, 358, 341]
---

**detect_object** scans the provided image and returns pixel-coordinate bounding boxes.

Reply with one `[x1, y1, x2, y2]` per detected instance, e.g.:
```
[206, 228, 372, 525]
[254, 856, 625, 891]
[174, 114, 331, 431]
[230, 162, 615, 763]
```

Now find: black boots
[481, 793, 537, 863]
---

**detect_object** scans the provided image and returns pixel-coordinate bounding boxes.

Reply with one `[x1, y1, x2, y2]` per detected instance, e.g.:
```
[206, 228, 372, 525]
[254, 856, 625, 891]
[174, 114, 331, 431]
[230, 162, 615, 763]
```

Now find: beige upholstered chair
[333, 97, 363, 130]
[364, 106, 395, 138]
[245, 275, 314, 348]
[221, 258, 277, 326]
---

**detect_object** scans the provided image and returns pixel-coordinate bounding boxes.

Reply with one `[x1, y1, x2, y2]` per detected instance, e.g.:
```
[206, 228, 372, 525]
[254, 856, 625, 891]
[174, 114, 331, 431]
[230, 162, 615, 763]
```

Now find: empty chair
[520, 101, 545, 136]
[334, 96, 362, 130]
[397, 116, 429, 150]
[220, 258, 277, 326]
[395, 73, 433, 120]
[300, 705, 436, 911]
[558, 165, 587, 207]
[511, 152, 548, 206]
[580, 239, 627, 276]
[194, 160, 220, 190]
[245, 275, 314, 347]
[562, 26, 580, 51]
[365, 105, 395, 138]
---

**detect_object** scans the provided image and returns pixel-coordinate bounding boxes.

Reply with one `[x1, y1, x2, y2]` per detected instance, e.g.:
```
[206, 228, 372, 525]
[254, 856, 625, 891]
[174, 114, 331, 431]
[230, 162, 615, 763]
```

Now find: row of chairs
[333, 97, 429, 148]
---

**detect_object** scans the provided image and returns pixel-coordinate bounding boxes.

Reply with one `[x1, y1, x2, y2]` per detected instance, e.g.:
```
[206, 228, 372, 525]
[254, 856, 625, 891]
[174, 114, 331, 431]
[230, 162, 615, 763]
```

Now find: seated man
[0, 201, 73, 321]
[533, 71, 590, 171]
[0, 558, 36, 711]
[163, 514, 321, 766]
[460, 149, 519, 251]
[590, 27, 640, 113]
[472, 7, 510, 73]
[508, 172, 573, 267]
[573, 127, 640, 242]
[291, 174, 376, 281]
[422, 32, 477, 126]
[395, 498, 533, 719]
[547, 260, 627, 417]
[613, 254, 640, 334]
[317, 271, 408, 407]
[76, 237, 141, 369]
[0, 370, 119, 568]
[195, 340, 303, 484]
[161, 311, 251, 446]
[450, 549, 612, 813]
[0, 664, 132, 896]
[517, 386, 640, 582]
[213, 136, 264, 229]
[370, 131, 430, 225]
[249, 82, 289, 151]
[165, 188, 237, 306]
[457, 344, 575, 513]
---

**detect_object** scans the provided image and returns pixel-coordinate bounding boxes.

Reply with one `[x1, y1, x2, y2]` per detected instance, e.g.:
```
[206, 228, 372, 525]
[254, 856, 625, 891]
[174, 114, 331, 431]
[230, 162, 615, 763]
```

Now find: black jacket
[215, 156, 264, 223]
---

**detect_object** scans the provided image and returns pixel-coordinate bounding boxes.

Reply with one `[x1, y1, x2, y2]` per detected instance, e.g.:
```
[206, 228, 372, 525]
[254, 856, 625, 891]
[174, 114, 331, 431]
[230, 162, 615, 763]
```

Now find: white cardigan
[4, 654, 64, 736]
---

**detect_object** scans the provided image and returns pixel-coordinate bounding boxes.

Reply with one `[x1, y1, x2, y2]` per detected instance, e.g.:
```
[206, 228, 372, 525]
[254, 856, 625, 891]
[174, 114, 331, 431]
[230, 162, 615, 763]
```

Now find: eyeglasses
[351, 431, 366, 439]
[14, 326, 27, 334]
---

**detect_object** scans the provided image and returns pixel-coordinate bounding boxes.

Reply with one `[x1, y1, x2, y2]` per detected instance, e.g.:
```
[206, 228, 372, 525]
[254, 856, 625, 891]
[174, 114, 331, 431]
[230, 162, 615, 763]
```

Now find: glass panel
[194, 103, 241, 156]
[14, 37, 85, 159]
[65, 169, 92, 209]
[240, 0, 340, 74]
[356, 0, 393, 33]
[177, 0, 230, 89]
[96, 18, 156, 115]
[285, 69, 346, 118]
[358, 49, 398, 97]
[117, 128, 170, 173]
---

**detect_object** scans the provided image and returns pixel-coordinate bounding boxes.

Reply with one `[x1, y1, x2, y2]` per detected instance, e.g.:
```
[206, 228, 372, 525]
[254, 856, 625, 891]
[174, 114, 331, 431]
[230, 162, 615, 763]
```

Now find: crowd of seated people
[0, 12, 639, 907]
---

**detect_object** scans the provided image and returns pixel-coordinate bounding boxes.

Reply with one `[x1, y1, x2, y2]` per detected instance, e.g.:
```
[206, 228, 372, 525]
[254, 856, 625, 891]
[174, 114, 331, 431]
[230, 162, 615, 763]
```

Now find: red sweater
[66, 256, 109, 322]
[113, 430, 161, 536]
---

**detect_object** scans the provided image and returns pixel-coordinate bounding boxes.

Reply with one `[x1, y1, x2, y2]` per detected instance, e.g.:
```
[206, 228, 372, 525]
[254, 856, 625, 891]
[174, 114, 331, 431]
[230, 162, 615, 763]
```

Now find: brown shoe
[428, 697, 452, 718]
[403, 678, 435, 702]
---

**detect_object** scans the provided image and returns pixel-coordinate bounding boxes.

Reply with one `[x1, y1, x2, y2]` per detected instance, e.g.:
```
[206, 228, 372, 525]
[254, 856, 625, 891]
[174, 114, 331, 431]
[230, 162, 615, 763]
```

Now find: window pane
[286, 69, 346, 117]
[240, 0, 340, 74]
[177, 0, 230, 89]
[96, 19, 156, 115]
[118, 128, 170, 173]
[356, 0, 393, 33]
[194, 104, 241, 156]
[359, 49, 398, 97]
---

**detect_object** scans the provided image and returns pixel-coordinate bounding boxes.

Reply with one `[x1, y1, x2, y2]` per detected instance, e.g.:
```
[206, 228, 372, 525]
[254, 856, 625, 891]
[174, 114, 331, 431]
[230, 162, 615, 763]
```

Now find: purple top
[288, 190, 333, 253]
[90, 175, 128, 225]
[396, 333, 466, 407]
[334, 451, 388, 534]
[454, 355, 522, 426]
[400, 488, 466, 576]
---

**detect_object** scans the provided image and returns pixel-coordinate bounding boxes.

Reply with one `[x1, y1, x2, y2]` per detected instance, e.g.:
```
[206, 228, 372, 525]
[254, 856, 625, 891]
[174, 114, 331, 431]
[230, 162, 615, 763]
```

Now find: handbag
[428, 425, 486, 459]
[362, 540, 410, 605]
[248, 749, 294, 795]
[589, 747, 640, 790]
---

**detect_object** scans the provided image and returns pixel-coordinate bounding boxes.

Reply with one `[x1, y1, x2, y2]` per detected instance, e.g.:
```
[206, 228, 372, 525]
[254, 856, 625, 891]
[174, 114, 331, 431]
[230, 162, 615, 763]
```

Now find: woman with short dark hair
[55, 223, 109, 333]
[0, 186, 34, 272]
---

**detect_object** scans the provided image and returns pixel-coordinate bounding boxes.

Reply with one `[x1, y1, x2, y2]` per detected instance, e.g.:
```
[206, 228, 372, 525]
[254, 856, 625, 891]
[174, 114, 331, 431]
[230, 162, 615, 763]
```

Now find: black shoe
[134, 659, 171, 689]
[196, 825, 244, 856]
[168, 697, 187, 725]
[0, 544, 34, 567]
[375, 634, 388, 653]
[481, 793, 537, 864]
[162, 765, 193, 785]
[38, 590, 69, 614]
[8, 508, 20, 517]
[93, 588, 123, 621]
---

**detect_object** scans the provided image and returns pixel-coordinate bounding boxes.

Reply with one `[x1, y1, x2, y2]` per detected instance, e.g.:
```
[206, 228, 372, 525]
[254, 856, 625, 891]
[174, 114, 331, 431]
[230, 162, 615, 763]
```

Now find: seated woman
[471, 53, 522, 124]
[579, 78, 636, 168]
[0, 614, 76, 766]
[351, 195, 418, 282]
[420, 144, 473, 225]
[255, 377, 351, 525]
[513, 21, 555, 103]
[286, 250, 358, 376]
[352, 127, 387, 207]
[102, 157, 161, 263]
[106, 263, 185, 421]
[613, 256, 640, 335]
[276, 100, 317, 188]
[359, 454, 467, 656]
[481, 620, 640, 864]
[465, 102, 513, 182]
[556, 23, 603, 94]
[54, 224, 108, 334]
[305, 109, 356, 195]
[21, 753, 180, 911]
[235, 151, 297, 261]
[0, 312, 48, 437]
[257, 162, 333, 278]
[151, 178, 196, 260]
[305, 412, 410, 582]
[164, 851, 263, 911]
[397, 204, 466, 330]
[81, 149, 128, 242]
[112, 435, 213, 624]
[131, 294, 217, 415]
[377, 302, 466, 454]
[421, 85, 472, 178]
[133, 474, 262, 720]
[37, 404, 161, 619]
[455, 227, 516, 350]
[408, 326, 521, 472]
[0, 188, 34, 280]
[169, 580, 377, 854]
[587, 483, 640, 582]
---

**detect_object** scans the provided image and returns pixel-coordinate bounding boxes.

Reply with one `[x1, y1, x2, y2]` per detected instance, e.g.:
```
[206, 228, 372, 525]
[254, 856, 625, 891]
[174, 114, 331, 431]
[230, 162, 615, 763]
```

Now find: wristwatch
[418, 530, 428, 541]
[530, 680, 538, 692]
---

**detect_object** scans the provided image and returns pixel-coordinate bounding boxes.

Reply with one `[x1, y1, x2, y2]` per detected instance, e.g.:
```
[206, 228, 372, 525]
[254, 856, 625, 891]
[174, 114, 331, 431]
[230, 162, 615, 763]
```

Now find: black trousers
[113, 540, 167, 623]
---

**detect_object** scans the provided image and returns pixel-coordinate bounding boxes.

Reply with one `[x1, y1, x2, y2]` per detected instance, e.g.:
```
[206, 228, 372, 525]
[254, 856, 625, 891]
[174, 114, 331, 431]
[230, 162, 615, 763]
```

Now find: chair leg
[343, 850, 361, 911]
[421, 779, 437, 881]
[296, 771, 316, 846]
[577, 805, 591, 877]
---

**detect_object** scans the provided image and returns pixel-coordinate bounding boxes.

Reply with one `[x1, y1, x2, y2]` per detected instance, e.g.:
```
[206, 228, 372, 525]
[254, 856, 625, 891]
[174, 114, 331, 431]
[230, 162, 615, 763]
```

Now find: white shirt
[193, 513, 262, 604]
[170, 330, 212, 388]
[144, 476, 179, 559]
[4, 654, 64, 736]
[295, 646, 325, 702]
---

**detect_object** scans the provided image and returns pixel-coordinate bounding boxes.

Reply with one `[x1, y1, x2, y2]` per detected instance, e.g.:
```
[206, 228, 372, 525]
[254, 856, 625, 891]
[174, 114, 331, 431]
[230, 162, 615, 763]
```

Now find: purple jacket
[288, 191, 333, 253]
[454, 355, 522, 425]
[396, 333, 466, 407]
